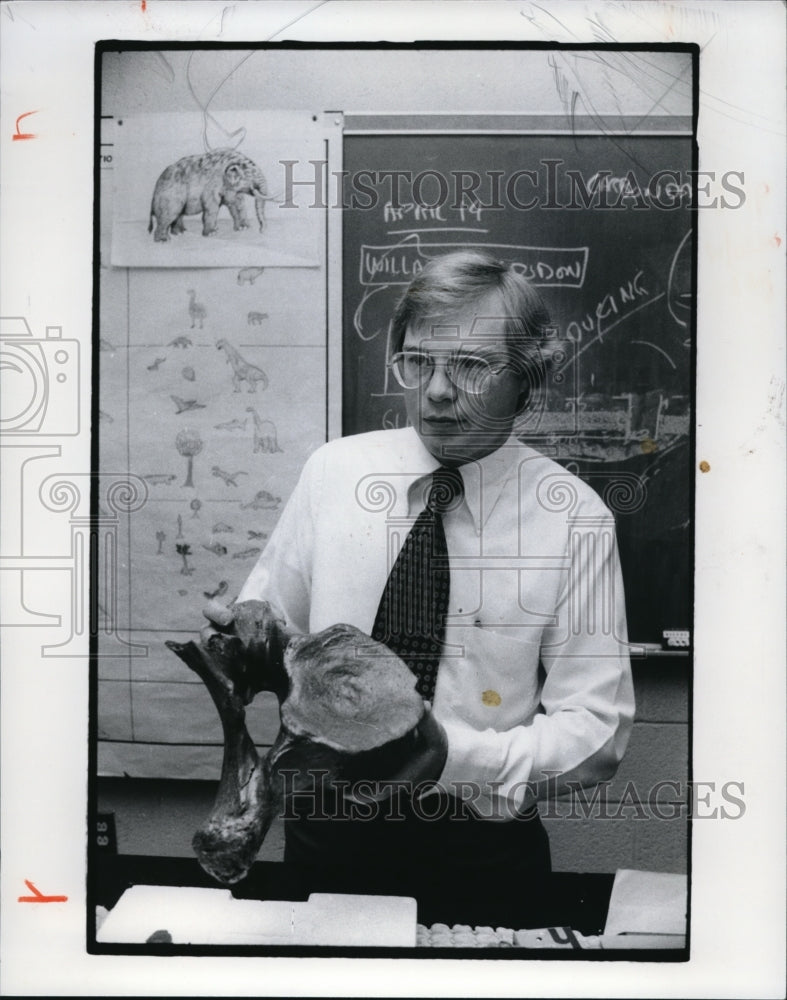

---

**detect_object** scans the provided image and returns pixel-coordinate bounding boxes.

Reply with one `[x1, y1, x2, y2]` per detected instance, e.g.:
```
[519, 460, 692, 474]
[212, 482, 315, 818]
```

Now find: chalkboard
[341, 128, 694, 644]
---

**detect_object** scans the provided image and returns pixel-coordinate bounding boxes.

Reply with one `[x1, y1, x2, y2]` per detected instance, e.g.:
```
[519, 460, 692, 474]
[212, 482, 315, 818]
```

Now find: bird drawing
[171, 395, 206, 414]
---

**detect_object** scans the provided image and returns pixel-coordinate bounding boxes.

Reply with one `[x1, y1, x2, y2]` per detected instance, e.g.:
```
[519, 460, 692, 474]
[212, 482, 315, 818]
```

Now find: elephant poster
[111, 110, 323, 267]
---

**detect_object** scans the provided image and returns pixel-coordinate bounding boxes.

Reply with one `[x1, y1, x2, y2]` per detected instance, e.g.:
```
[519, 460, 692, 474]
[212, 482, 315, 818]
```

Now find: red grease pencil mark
[141, 0, 146, 10]
[774, 234, 782, 248]
[18, 879, 68, 903]
[13, 110, 38, 141]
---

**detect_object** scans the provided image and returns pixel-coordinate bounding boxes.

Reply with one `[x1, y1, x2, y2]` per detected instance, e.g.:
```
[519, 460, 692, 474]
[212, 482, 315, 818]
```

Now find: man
[220, 250, 634, 924]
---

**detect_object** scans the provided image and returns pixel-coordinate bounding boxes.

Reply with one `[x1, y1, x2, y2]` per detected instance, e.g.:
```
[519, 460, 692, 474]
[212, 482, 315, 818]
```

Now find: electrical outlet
[95, 812, 117, 854]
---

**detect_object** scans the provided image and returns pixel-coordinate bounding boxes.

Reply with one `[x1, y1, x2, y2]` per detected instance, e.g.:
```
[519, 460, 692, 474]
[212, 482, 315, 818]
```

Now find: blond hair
[390, 249, 551, 389]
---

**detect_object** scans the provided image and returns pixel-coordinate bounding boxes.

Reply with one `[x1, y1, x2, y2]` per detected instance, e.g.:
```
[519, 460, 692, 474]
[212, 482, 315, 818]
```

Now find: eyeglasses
[389, 350, 513, 395]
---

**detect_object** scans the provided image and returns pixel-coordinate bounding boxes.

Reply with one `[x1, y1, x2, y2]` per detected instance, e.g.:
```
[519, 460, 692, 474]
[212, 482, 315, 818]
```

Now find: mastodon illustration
[148, 150, 271, 242]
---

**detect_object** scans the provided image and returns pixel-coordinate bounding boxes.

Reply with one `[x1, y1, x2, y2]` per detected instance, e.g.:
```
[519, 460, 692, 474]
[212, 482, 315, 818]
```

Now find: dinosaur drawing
[147, 356, 167, 370]
[203, 580, 229, 600]
[169, 336, 193, 349]
[240, 489, 281, 511]
[187, 290, 207, 330]
[237, 267, 265, 285]
[203, 541, 229, 556]
[216, 339, 268, 393]
[171, 395, 206, 414]
[214, 417, 247, 431]
[246, 407, 283, 453]
[247, 311, 268, 326]
[143, 474, 177, 485]
[211, 465, 249, 487]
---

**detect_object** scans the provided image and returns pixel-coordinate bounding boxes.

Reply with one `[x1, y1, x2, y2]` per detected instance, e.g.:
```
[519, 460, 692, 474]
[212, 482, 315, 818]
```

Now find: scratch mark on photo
[266, 1, 331, 42]
[631, 340, 677, 370]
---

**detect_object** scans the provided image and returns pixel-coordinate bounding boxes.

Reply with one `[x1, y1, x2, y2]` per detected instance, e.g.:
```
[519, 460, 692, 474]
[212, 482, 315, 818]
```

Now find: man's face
[400, 290, 528, 466]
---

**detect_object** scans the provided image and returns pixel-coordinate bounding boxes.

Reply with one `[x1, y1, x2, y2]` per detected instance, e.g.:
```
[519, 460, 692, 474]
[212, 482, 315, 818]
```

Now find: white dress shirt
[238, 427, 635, 819]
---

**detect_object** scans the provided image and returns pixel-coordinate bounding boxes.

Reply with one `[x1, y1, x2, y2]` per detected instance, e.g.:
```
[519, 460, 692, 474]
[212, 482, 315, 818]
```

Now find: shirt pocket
[438, 624, 542, 731]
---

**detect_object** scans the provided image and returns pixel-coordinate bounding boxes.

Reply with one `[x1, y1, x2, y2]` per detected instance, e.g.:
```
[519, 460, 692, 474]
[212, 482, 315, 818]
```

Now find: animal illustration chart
[111, 111, 323, 267]
[342, 129, 695, 644]
[98, 111, 329, 777]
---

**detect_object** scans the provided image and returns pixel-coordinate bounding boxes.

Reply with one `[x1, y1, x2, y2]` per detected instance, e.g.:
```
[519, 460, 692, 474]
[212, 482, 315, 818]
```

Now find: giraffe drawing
[246, 407, 283, 453]
[187, 290, 207, 329]
[216, 339, 269, 393]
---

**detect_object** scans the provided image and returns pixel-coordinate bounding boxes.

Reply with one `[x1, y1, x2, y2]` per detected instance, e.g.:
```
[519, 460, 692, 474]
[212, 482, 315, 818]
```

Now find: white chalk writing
[565, 271, 649, 343]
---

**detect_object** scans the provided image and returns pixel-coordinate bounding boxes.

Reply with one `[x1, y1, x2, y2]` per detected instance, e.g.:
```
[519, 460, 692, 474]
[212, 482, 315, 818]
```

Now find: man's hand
[199, 599, 291, 700]
[201, 598, 236, 642]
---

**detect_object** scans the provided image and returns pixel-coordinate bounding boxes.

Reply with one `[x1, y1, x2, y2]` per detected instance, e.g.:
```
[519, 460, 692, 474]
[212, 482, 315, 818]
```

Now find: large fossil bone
[166, 601, 426, 884]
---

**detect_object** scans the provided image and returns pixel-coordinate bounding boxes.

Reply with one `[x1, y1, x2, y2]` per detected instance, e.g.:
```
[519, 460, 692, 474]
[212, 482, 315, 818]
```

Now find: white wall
[102, 47, 692, 117]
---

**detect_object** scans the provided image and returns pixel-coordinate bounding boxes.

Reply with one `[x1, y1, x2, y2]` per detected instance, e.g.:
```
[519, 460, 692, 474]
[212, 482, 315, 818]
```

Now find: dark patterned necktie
[372, 466, 464, 701]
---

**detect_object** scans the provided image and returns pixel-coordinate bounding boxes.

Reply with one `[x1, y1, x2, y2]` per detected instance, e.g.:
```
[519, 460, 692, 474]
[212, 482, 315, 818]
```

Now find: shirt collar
[404, 431, 522, 534]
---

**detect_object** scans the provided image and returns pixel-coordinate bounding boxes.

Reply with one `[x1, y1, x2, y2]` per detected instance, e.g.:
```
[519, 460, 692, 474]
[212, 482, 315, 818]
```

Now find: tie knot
[427, 466, 464, 513]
